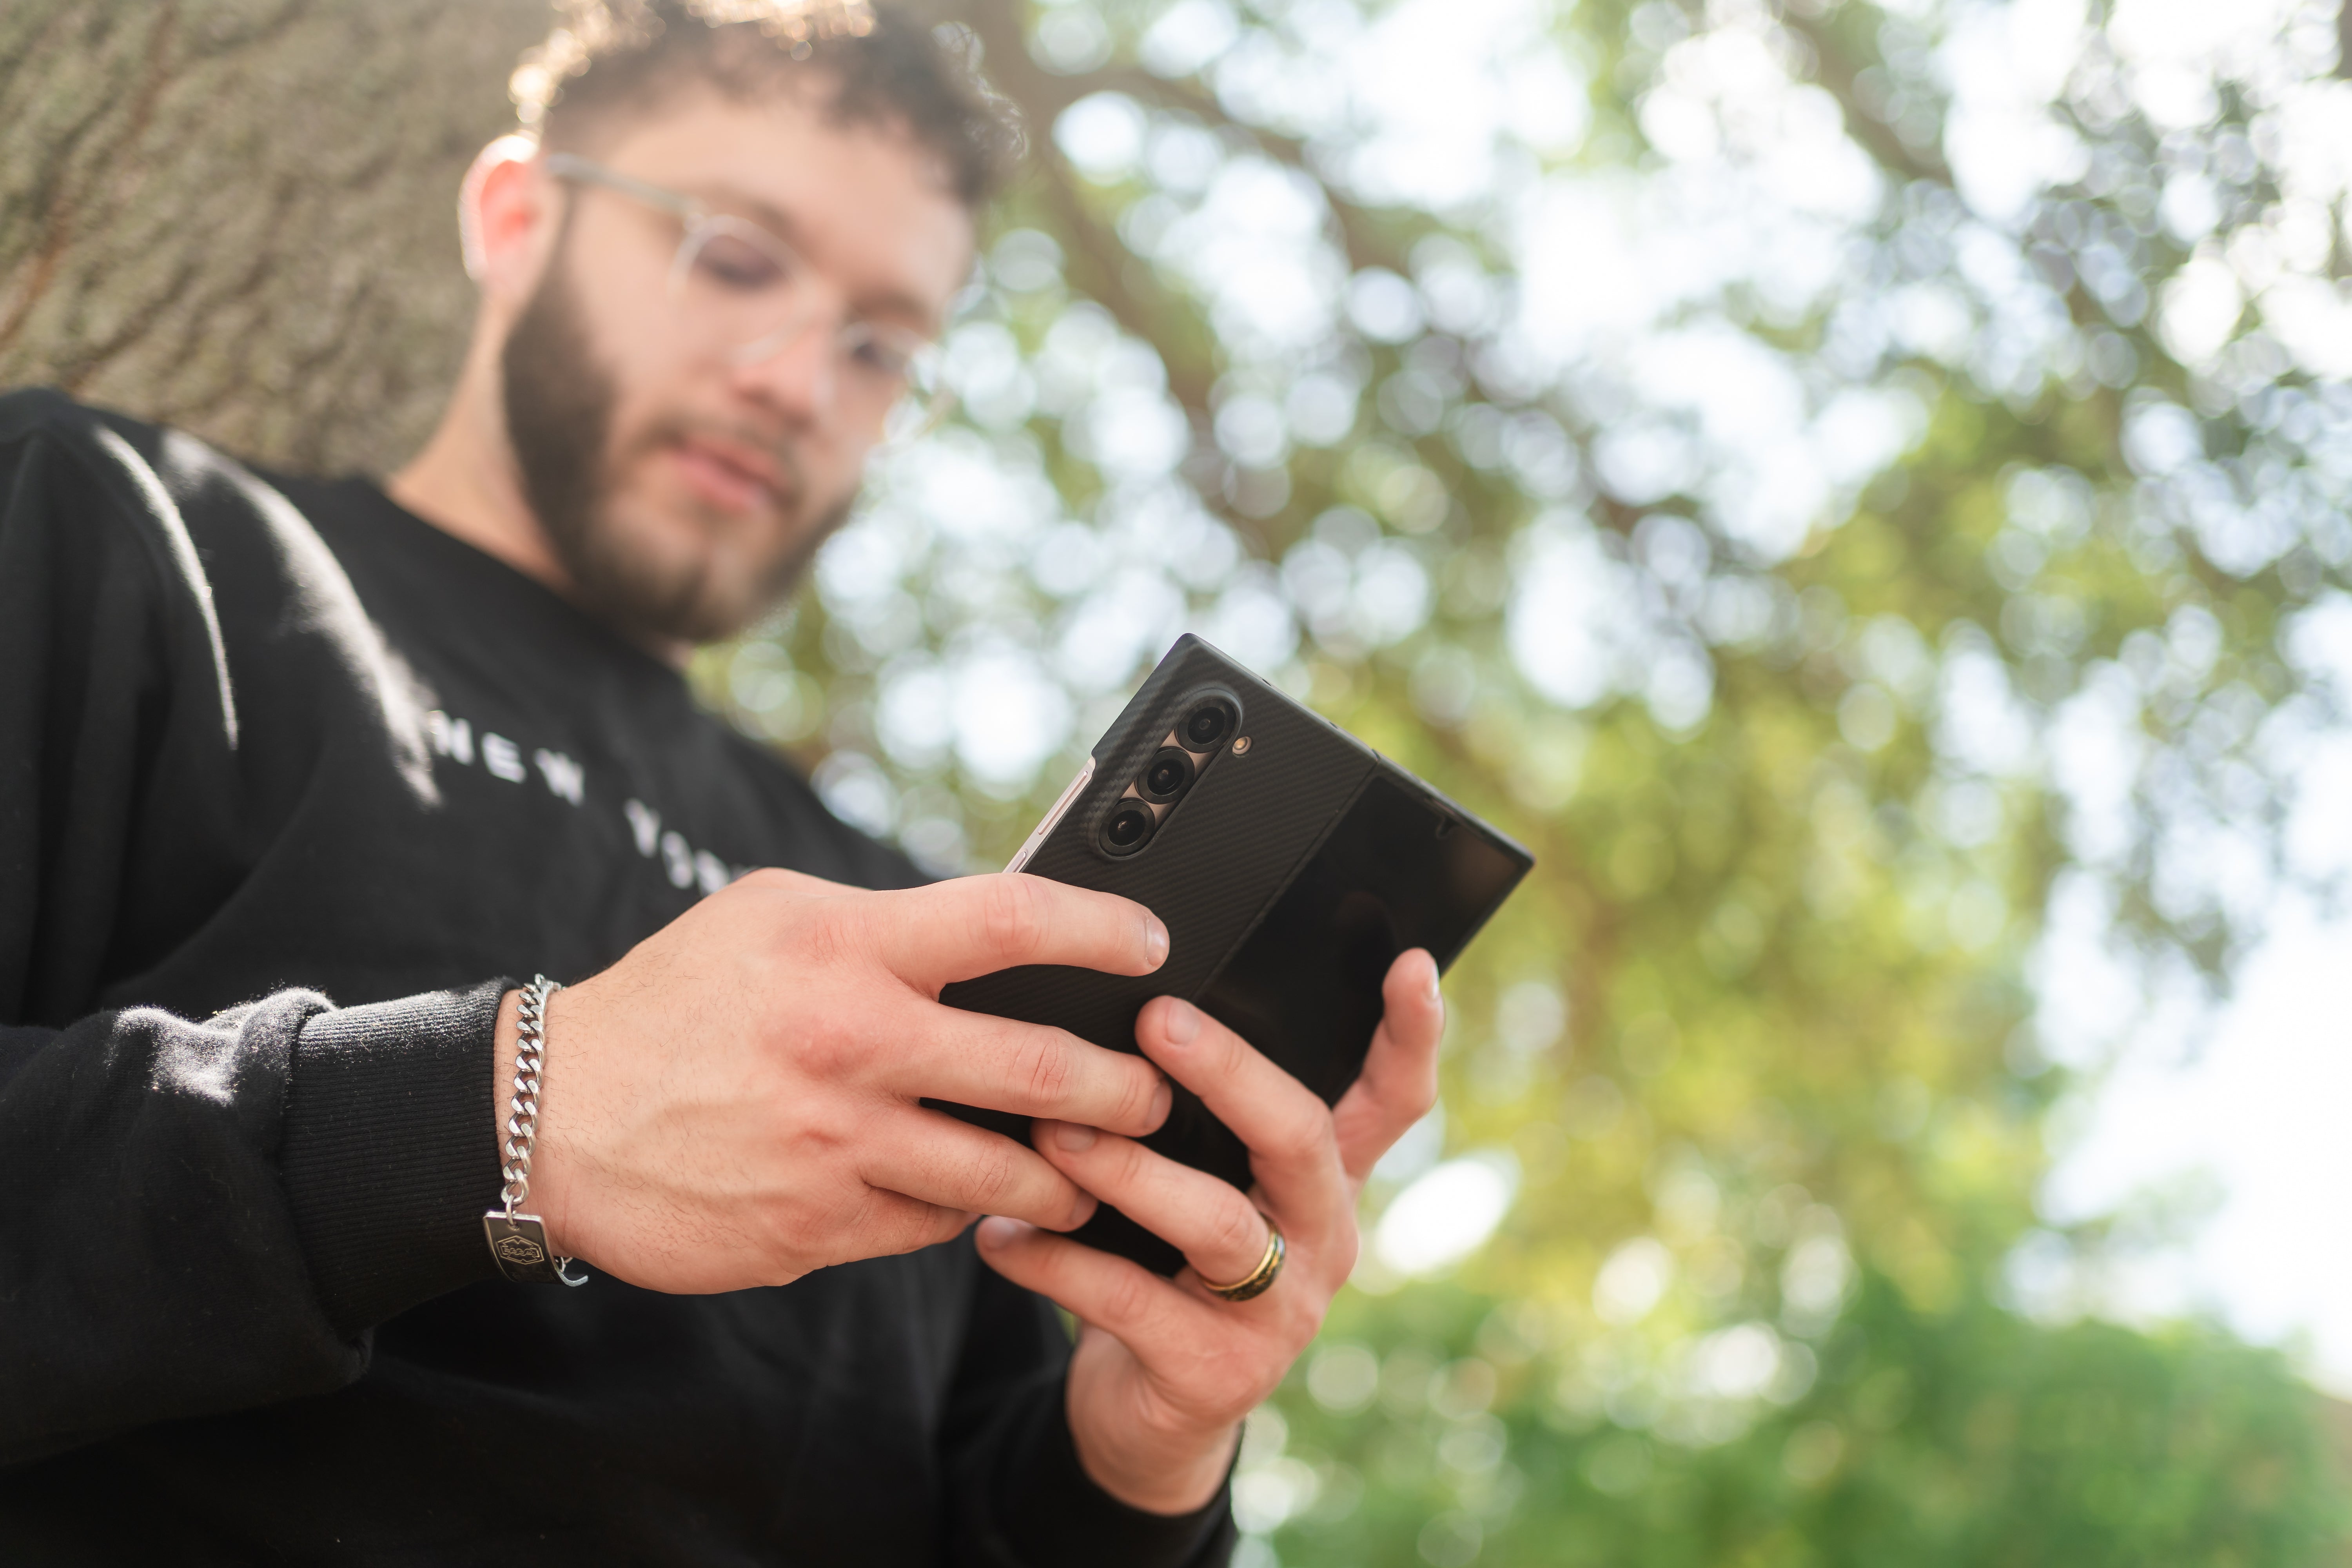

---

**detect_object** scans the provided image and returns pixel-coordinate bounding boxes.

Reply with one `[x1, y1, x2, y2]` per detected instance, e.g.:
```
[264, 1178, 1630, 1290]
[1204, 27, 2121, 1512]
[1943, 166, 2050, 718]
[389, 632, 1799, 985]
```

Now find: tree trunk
[0, 0, 544, 477]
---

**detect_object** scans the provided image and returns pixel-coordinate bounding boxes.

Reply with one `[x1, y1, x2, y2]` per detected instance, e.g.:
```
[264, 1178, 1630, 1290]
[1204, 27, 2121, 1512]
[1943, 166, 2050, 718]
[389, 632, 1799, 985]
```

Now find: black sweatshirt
[0, 389, 1233, 1565]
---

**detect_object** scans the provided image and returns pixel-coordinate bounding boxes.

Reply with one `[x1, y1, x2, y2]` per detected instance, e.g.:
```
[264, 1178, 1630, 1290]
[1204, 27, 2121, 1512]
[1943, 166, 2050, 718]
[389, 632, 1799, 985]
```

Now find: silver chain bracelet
[482, 975, 588, 1287]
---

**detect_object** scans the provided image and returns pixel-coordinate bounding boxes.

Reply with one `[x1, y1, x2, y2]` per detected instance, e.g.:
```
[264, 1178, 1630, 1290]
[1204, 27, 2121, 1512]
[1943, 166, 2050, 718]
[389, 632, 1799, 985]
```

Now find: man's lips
[668, 436, 787, 515]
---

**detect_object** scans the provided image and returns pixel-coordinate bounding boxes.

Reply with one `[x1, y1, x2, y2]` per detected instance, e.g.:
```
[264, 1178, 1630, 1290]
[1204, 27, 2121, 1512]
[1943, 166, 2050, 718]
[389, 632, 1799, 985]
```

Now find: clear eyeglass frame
[543, 151, 951, 444]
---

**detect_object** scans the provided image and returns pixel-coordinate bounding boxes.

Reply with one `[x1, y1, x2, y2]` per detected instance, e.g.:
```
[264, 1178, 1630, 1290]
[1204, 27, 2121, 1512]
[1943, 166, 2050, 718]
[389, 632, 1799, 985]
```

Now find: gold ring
[1200, 1214, 1285, 1303]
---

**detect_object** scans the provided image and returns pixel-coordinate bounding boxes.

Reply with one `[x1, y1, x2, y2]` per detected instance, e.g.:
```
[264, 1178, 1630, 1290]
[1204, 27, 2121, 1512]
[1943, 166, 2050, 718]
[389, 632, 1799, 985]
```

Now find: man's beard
[499, 254, 850, 647]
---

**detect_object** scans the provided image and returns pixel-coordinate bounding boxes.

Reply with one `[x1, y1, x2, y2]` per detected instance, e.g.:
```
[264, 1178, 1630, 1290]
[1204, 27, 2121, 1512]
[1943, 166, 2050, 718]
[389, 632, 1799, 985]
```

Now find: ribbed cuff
[279, 980, 511, 1336]
[999, 1376, 1237, 1568]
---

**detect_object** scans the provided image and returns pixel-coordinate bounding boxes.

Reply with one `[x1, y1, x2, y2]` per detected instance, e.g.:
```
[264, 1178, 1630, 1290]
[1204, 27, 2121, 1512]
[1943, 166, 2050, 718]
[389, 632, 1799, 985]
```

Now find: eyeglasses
[544, 152, 949, 440]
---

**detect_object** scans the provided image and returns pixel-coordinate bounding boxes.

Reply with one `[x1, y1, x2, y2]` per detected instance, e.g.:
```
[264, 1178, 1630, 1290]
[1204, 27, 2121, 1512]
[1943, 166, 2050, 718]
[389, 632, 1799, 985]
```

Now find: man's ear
[459, 134, 555, 303]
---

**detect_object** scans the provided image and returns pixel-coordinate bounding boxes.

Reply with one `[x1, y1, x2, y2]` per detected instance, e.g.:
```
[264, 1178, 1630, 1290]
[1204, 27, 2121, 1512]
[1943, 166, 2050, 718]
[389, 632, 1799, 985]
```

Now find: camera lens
[1102, 802, 1156, 855]
[1141, 747, 1194, 802]
[1181, 699, 1235, 750]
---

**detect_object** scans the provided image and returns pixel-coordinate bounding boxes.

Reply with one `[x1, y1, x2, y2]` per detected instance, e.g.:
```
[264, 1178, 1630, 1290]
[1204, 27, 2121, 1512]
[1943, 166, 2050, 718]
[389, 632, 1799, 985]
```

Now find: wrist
[1067, 1395, 1238, 1516]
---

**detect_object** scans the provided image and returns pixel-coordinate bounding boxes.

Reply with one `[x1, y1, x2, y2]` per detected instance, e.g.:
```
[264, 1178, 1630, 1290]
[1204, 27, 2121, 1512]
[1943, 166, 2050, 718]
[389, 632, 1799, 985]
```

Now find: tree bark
[0, 0, 544, 477]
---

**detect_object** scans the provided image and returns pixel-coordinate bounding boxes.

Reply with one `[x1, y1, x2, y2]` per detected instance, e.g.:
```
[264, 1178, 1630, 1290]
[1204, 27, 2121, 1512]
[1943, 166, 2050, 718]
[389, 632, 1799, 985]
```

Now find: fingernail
[1053, 1121, 1097, 1153]
[1143, 917, 1170, 968]
[1426, 965, 1443, 1005]
[977, 1216, 1018, 1249]
[1162, 998, 1200, 1045]
[1149, 1079, 1172, 1128]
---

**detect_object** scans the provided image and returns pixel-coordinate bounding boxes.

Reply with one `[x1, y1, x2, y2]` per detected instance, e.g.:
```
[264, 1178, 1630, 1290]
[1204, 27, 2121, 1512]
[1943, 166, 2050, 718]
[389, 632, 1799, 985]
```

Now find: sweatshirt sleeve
[0, 986, 504, 1465]
[0, 391, 506, 1463]
[942, 1256, 1236, 1568]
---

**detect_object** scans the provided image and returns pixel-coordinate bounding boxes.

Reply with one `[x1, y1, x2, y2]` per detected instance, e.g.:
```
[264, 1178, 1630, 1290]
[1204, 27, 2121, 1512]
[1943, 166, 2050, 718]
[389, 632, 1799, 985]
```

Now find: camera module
[1102, 801, 1157, 855]
[1180, 697, 1237, 751]
[1140, 747, 1195, 803]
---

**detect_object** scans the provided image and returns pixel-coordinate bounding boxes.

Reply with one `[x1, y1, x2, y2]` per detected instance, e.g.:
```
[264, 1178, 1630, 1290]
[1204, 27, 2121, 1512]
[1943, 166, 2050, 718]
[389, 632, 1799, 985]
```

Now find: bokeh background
[7, 0, 2352, 1561]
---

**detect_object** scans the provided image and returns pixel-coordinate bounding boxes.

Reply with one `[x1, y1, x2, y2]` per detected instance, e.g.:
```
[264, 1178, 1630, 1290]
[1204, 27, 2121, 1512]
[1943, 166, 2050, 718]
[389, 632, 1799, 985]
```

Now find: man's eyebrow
[695, 181, 943, 334]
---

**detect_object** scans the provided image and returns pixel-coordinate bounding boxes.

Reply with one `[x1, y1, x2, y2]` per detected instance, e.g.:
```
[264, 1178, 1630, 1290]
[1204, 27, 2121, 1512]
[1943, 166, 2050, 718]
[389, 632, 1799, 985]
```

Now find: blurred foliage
[1276, 1274, 2345, 1566]
[688, 0, 2352, 1559]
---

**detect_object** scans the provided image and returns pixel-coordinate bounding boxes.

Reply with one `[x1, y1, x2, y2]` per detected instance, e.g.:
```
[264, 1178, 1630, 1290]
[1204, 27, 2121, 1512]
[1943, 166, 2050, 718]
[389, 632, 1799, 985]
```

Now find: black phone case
[938, 635, 1532, 1274]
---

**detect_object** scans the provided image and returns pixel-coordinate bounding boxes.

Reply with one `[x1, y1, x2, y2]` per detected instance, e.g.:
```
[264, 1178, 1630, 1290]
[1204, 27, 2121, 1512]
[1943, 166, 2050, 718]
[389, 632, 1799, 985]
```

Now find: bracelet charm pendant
[482, 1210, 584, 1286]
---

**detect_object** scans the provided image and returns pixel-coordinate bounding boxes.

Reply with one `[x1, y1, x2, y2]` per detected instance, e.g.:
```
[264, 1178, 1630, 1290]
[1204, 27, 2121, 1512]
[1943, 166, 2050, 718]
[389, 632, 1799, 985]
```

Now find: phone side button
[1007, 756, 1098, 873]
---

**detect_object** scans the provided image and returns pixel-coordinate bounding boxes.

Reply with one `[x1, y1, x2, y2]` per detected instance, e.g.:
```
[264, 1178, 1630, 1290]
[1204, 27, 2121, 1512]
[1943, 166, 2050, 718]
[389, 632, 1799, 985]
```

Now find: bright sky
[2024, 585, 2352, 1387]
[2037, 902, 2352, 1394]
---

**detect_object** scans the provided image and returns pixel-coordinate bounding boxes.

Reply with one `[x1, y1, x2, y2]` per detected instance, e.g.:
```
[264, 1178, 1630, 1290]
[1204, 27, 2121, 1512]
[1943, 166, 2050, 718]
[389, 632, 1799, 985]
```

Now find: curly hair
[509, 0, 1022, 207]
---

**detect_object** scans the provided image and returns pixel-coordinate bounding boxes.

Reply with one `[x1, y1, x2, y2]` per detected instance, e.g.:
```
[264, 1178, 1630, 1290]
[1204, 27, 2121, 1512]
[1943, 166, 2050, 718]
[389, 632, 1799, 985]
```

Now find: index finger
[874, 874, 1169, 994]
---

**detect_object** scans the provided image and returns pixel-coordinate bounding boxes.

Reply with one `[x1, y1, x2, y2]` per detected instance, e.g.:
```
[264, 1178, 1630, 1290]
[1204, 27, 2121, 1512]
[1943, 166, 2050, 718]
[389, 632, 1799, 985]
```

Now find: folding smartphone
[938, 635, 1533, 1274]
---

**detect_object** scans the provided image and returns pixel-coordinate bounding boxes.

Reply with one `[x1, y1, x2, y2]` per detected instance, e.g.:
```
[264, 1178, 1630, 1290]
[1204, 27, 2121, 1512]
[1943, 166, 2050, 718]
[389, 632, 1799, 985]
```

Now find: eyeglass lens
[671, 218, 942, 415]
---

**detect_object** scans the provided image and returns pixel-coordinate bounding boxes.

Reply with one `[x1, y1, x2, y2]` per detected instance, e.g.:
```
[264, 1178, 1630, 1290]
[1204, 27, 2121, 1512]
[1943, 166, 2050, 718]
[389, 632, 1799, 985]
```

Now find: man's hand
[974, 950, 1446, 1515]
[495, 869, 1174, 1293]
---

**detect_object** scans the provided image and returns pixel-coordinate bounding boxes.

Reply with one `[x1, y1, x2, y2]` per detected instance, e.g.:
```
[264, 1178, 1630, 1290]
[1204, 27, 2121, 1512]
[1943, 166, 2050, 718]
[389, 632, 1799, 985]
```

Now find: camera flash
[1232, 736, 1252, 755]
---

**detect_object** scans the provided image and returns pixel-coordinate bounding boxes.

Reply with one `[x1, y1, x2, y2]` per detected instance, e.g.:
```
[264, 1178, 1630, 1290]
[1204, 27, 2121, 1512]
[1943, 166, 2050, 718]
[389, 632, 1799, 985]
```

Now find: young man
[0, 2, 1445, 1560]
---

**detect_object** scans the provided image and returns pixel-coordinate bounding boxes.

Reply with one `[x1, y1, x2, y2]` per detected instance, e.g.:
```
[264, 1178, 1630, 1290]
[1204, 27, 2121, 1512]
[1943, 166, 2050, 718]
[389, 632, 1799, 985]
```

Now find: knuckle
[1271, 1103, 1331, 1164]
[798, 925, 850, 978]
[1212, 1032, 1269, 1089]
[1116, 1062, 1164, 1130]
[1100, 1267, 1154, 1325]
[799, 1103, 859, 1161]
[979, 877, 1053, 963]
[965, 1139, 1027, 1207]
[1016, 1031, 1075, 1107]
[770, 897, 855, 975]
[1112, 1135, 1156, 1188]
[795, 1014, 867, 1082]
[1210, 1192, 1263, 1261]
